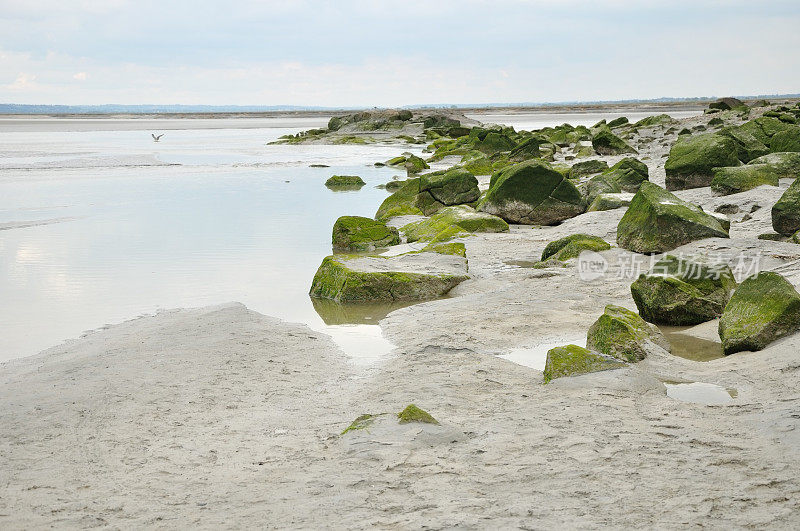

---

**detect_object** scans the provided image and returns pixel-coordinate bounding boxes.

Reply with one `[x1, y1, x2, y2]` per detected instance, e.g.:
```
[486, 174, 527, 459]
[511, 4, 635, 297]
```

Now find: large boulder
[419, 167, 480, 206]
[309, 251, 469, 303]
[747, 152, 800, 178]
[375, 178, 425, 220]
[332, 216, 400, 252]
[478, 160, 586, 225]
[588, 192, 634, 212]
[664, 133, 740, 190]
[508, 137, 542, 162]
[601, 157, 649, 192]
[475, 132, 516, 154]
[718, 126, 770, 162]
[710, 164, 779, 196]
[585, 305, 670, 362]
[631, 255, 737, 325]
[569, 159, 609, 179]
[402, 205, 509, 243]
[541, 234, 611, 262]
[709, 97, 744, 111]
[617, 182, 729, 253]
[543, 345, 626, 383]
[325, 175, 366, 188]
[719, 272, 800, 355]
[591, 128, 637, 155]
[772, 178, 800, 235]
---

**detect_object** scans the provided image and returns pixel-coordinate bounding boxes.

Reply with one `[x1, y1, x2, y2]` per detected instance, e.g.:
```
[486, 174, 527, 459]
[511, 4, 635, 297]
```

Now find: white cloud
[73, 72, 87, 81]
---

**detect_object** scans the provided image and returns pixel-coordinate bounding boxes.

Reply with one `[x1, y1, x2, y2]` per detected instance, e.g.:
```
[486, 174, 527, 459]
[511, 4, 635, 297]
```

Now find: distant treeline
[2, 95, 799, 115]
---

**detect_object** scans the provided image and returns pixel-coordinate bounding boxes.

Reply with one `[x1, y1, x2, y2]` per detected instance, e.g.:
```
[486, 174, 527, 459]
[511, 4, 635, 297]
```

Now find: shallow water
[664, 381, 737, 405]
[0, 110, 700, 363]
[498, 338, 586, 371]
[658, 326, 725, 362]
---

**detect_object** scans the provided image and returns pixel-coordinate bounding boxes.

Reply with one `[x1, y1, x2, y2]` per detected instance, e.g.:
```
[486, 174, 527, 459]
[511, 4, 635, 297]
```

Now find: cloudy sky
[1, 0, 798, 107]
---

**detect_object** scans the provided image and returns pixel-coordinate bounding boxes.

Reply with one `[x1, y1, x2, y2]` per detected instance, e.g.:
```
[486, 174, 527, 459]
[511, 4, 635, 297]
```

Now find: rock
[325, 175, 366, 188]
[327, 116, 345, 131]
[309, 251, 469, 303]
[772, 178, 800, 235]
[508, 137, 542, 161]
[332, 216, 400, 252]
[631, 255, 737, 325]
[385, 153, 429, 174]
[588, 192, 634, 212]
[476, 132, 516, 154]
[543, 345, 626, 383]
[397, 404, 439, 425]
[633, 114, 675, 127]
[769, 127, 800, 152]
[719, 272, 800, 355]
[341, 413, 381, 435]
[540, 234, 611, 262]
[585, 305, 669, 362]
[591, 128, 637, 155]
[709, 97, 744, 111]
[569, 159, 609, 179]
[747, 152, 800, 178]
[375, 178, 425, 220]
[718, 126, 770, 162]
[419, 168, 480, 205]
[617, 182, 729, 253]
[402, 205, 509, 243]
[478, 160, 586, 225]
[710, 164, 779, 195]
[664, 133, 740, 190]
[607, 117, 629, 128]
[582, 174, 622, 204]
[602, 157, 649, 192]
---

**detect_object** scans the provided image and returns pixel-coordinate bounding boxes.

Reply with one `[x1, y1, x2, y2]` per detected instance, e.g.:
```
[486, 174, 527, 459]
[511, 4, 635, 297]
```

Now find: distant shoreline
[3, 97, 799, 119]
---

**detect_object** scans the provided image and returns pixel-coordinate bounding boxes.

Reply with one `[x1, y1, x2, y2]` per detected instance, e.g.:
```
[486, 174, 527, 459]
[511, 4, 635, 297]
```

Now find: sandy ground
[2, 108, 800, 528]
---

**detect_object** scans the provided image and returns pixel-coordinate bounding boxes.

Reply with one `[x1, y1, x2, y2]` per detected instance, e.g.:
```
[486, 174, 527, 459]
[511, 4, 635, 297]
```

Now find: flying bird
[152, 133, 164, 142]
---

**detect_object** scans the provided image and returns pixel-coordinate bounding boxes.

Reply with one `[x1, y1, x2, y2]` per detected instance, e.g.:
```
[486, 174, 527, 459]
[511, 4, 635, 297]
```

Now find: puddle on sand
[311, 299, 419, 366]
[664, 381, 738, 405]
[498, 337, 586, 371]
[658, 326, 725, 362]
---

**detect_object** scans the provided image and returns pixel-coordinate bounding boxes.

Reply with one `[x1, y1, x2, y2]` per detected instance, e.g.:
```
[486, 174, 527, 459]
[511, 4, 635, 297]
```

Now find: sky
[1, 0, 799, 107]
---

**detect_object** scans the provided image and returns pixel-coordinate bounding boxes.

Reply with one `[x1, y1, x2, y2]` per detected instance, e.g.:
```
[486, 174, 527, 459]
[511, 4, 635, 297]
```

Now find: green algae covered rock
[341, 413, 380, 435]
[607, 116, 629, 128]
[772, 178, 800, 235]
[332, 216, 400, 252]
[375, 178, 424, 220]
[423, 241, 467, 257]
[631, 255, 737, 325]
[309, 252, 468, 303]
[770, 127, 800, 153]
[543, 345, 626, 383]
[709, 97, 744, 111]
[419, 167, 480, 205]
[591, 128, 637, 155]
[397, 404, 439, 425]
[325, 175, 366, 188]
[588, 192, 633, 212]
[460, 151, 494, 175]
[402, 205, 509, 243]
[582, 174, 622, 204]
[569, 159, 609, 179]
[585, 304, 669, 362]
[508, 137, 542, 161]
[747, 152, 800, 178]
[385, 153, 430, 174]
[617, 182, 729, 253]
[602, 157, 649, 192]
[633, 114, 675, 128]
[478, 160, 586, 225]
[710, 164, 780, 196]
[541, 234, 611, 262]
[718, 126, 770, 162]
[719, 272, 800, 355]
[476, 132, 516, 154]
[664, 133, 740, 190]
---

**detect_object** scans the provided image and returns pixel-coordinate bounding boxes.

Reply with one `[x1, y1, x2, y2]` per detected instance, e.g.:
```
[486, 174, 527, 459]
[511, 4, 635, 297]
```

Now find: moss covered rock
[508, 137, 542, 162]
[476, 132, 516, 154]
[664, 133, 740, 190]
[772, 178, 800, 235]
[478, 160, 586, 225]
[631, 255, 736, 325]
[332, 216, 400, 252]
[543, 345, 626, 383]
[419, 168, 480, 206]
[602, 157, 649, 192]
[541, 234, 611, 262]
[325, 175, 366, 188]
[591, 128, 637, 155]
[397, 404, 439, 424]
[747, 152, 800, 178]
[617, 182, 729, 253]
[709, 97, 744, 111]
[769, 127, 800, 153]
[719, 272, 800, 355]
[633, 114, 675, 127]
[718, 126, 770, 162]
[607, 116, 629, 128]
[341, 413, 380, 435]
[569, 159, 609, 179]
[402, 205, 508, 243]
[710, 164, 780, 196]
[385, 153, 429, 174]
[582, 174, 622, 204]
[585, 305, 669, 362]
[309, 252, 468, 303]
[588, 192, 634, 212]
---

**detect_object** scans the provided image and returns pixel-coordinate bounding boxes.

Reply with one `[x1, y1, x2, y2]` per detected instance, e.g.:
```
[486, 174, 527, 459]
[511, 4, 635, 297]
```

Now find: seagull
[152, 133, 164, 142]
